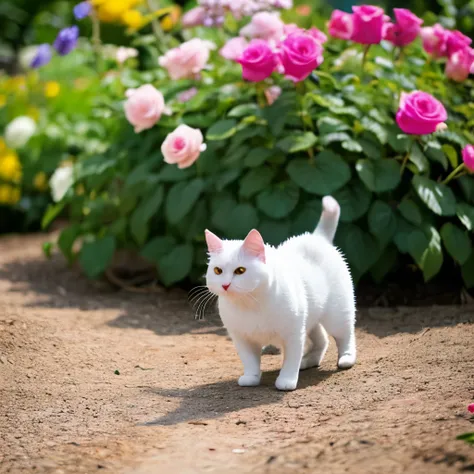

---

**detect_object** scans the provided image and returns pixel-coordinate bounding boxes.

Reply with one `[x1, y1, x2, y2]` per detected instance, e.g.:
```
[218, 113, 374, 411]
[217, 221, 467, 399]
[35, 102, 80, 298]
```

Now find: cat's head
[205, 229, 269, 297]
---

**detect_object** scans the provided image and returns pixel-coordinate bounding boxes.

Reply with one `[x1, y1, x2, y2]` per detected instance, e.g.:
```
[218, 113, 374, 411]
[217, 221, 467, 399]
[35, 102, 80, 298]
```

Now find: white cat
[204, 196, 356, 391]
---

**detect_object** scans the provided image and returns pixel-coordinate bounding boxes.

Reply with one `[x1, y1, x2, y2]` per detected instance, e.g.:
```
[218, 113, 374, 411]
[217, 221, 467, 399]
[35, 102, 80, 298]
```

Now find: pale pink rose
[283, 24, 327, 43]
[445, 47, 474, 82]
[239, 12, 285, 42]
[421, 24, 449, 58]
[124, 84, 166, 133]
[383, 9, 423, 47]
[435, 122, 448, 132]
[396, 91, 447, 135]
[116, 47, 138, 64]
[351, 5, 385, 45]
[161, 124, 206, 169]
[264, 85, 282, 105]
[328, 10, 353, 40]
[446, 30, 472, 56]
[158, 39, 211, 80]
[237, 39, 278, 82]
[220, 37, 248, 61]
[182, 6, 206, 27]
[177, 87, 198, 103]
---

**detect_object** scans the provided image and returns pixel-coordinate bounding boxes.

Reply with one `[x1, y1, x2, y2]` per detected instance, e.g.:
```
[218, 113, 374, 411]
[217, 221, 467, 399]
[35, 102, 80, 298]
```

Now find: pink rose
[396, 91, 447, 135]
[220, 37, 248, 61]
[264, 85, 282, 105]
[383, 9, 423, 47]
[308, 27, 328, 44]
[239, 12, 285, 43]
[351, 5, 385, 44]
[124, 84, 166, 133]
[462, 145, 474, 173]
[158, 39, 211, 80]
[182, 7, 206, 28]
[237, 40, 278, 82]
[280, 32, 324, 82]
[177, 87, 198, 103]
[446, 30, 472, 57]
[161, 124, 206, 169]
[283, 24, 327, 44]
[328, 10, 353, 40]
[421, 24, 449, 58]
[445, 47, 474, 82]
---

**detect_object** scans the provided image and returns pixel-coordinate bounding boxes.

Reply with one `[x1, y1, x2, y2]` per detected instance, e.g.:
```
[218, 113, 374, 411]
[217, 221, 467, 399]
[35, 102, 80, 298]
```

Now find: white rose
[49, 165, 74, 202]
[5, 116, 37, 149]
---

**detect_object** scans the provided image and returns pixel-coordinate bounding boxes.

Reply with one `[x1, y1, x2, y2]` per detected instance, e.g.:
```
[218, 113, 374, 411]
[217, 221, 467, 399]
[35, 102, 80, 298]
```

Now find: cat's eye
[234, 267, 246, 275]
[214, 267, 223, 275]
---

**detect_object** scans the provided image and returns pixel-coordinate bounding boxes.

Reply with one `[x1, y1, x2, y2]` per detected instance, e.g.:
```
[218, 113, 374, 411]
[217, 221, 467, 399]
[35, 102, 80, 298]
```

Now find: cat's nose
[222, 284, 230, 291]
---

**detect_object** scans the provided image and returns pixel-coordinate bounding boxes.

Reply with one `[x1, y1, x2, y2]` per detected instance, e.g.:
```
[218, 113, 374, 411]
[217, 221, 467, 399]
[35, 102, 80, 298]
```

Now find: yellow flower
[0, 150, 22, 183]
[160, 6, 181, 31]
[0, 138, 6, 153]
[44, 81, 61, 98]
[34, 172, 49, 192]
[96, 0, 138, 22]
[0, 94, 6, 108]
[122, 9, 144, 28]
[6, 76, 26, 92]
[0, 185, 20, 205]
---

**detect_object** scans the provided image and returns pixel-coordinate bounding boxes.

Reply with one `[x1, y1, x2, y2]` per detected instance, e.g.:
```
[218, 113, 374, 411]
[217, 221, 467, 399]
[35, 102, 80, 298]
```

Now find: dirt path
[1, 233, 473, 474]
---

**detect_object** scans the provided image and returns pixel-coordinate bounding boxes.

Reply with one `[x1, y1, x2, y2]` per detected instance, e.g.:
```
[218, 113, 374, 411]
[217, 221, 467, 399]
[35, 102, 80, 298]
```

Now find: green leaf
[437, 130, 467, 147]
[456, 202, 474, 231]
[207, 119, 238, 140]
[440, 223, 472, 265]
[41, 202, 65, 229]
[130, 186, 164, 245]
[277, 132, 318, 154]
[356, 159, 401, 192]
[424, 141, 448, 170]
[412, 175, 456, 216]
[459, 176, 474, 203]
[461, 252, 474, 288]
[358, 138, 382, 160]
[333, 179, 371, 222]
[79, 236, 116, 279]
[387, 127, 410, 153]
[228, 103, 261, 118]
[259, 219, 291, 246]
[159, 165, 195, 182]
[211, 194, 236, 232]
[42, 242, 53, 259]
[317, 116, 350, 135]
[256, 182, 300, 219]
[393, 217, 416, 254]
[409, 143, 430, 173]
[141, 236, 177, 264]
[361, 117, 387, 144]
[58, 224, 81, 263]
[244, 148, 274, 168]
[341, 139, 363, 153]
[442, 144, 458, 168]
[287, 151, 351, 195]
[457, 433, 474, 444]
[158, 244, 194, 286]
[291, 200, 322, 235]
[224, 203, 259, 239]
[336, 224, 379, 275]
[216, 168, 241, 191]
[408, 226, 443, 281]
[165, 179, 205, 225]
[398, 199, 422, 226]
[263, 92, 295, 136]
[320, 132, 352, 147]
[368, 201, 397, 244]
[239, 167, 276, 198]
[370, 245, 398, 283]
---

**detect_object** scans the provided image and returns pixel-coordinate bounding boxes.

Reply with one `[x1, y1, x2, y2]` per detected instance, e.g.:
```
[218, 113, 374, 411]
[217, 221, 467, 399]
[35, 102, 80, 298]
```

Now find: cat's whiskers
[195, 293, 217, 320]
[191, 290, 212, 309]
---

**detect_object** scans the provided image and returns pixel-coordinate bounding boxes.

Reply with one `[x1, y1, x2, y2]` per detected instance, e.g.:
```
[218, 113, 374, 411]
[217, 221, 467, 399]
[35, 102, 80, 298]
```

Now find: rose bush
[3, 0, 474, 291]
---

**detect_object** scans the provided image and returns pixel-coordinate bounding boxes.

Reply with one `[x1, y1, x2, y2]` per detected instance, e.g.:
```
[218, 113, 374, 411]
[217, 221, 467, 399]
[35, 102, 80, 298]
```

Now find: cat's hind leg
[300, 323, 329, 370]
[231, 335, 262, 387]
[323, 311, 356, 369]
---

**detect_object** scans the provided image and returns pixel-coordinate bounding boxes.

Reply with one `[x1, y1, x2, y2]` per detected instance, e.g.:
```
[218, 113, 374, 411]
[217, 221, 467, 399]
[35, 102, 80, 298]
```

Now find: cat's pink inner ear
[242, 229, 266, 263]
[205, 229, 223, 253]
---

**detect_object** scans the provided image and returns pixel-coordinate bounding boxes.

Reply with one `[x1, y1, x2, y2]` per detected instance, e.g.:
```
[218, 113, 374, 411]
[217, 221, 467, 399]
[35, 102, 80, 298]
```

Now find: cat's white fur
[204, 196, 356, 391]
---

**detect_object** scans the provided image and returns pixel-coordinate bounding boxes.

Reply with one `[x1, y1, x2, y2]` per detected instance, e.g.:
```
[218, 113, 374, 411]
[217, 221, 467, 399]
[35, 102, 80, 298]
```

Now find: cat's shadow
[141, 367, 336, 426]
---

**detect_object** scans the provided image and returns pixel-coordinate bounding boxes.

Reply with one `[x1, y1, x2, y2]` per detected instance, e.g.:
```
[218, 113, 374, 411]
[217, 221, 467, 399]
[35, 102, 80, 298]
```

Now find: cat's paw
[337, 354, 356, 369]
[238, 374, 261, 387]
[275, 375, 298, 391]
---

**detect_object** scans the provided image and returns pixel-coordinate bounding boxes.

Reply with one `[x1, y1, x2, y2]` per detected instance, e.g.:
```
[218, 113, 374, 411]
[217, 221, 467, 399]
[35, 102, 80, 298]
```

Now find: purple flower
[30, 44, 52, 68]
[73, 1, 92, 20]
[53, 26, 79, 56]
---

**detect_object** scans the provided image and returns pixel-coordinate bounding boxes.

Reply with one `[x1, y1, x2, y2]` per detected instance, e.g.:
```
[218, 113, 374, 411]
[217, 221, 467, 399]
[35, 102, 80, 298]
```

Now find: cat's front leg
[231, 335, 262, 387]
[275, 333, 305, 391]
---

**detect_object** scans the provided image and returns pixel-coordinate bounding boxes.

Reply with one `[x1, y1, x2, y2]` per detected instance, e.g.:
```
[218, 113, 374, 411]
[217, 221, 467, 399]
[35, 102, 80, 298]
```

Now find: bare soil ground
[1, 233, 474, 474]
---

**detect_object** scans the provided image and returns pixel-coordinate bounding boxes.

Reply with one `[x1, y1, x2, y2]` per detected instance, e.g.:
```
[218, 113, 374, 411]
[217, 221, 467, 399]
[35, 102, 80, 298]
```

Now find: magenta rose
[420, 24, 449, 58]
[445, 47, 474, 82]
[446, 30, 472, 57]
[351, 5, 385, 45]
[280, 33, 324, 82]
[237, 40, 278, 82]
[328, 10, 353, 40]
[462, 145, 474, 173]
[396, 91, 448, 135]
[219, 37, 248, 61]
[161, 124, 206, 169]
[383, 8, 423, 47]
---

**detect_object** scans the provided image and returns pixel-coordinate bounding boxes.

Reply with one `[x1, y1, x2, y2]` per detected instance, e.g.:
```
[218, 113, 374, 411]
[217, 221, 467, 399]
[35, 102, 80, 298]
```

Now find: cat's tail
[314, 196, 340, 243]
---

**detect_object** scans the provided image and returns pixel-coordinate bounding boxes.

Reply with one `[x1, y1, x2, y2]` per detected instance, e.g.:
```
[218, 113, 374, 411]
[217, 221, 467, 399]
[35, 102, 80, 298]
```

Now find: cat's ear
[242, 229, 265, 263]
[205, 229, 223, 253]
